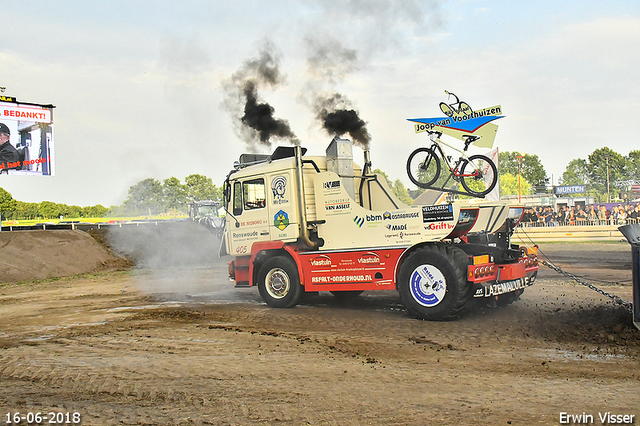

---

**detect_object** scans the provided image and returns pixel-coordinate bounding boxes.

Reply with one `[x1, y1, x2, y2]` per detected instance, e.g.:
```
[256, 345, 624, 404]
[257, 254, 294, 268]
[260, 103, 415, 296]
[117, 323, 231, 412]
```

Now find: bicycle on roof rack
[406, 129, 498, 197]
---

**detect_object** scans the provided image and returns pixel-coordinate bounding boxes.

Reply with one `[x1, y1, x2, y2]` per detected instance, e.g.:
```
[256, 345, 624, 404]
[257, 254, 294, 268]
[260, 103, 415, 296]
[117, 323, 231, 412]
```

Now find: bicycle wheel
[407, 147, 441, 189]
[459, 154, 497, 197]
[458, 102, 473, 116]
[439, 102, 454, 117]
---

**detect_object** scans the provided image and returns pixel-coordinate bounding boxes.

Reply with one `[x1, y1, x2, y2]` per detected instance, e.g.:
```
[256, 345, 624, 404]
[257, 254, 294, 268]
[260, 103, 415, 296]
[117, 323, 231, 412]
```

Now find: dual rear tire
[397, 244, 472, 321]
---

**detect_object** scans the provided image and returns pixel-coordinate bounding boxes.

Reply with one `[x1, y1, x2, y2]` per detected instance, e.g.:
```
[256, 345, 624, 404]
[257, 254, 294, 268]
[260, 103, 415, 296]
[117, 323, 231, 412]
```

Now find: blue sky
[1, 0, 639, 207]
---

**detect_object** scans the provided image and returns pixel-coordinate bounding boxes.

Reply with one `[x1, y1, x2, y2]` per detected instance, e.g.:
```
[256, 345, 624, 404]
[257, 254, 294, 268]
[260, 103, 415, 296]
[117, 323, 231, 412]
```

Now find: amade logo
[386, 224, 407, 231]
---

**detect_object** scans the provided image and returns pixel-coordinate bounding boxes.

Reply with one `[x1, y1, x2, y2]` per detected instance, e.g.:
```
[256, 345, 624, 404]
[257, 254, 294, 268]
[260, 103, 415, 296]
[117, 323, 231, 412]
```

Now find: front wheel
[257, 256, 302, 308]
[407, 147, 441, 189]
[459, 154, 498, 197]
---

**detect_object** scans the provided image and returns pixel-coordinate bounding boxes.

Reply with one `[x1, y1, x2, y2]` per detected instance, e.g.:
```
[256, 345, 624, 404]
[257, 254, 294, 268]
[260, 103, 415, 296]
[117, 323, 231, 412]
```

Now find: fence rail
[0, 220, 180, 232]
[521, 218, 638, 227]
[0, 220, 628, 243]
[514, 223, 625, 242]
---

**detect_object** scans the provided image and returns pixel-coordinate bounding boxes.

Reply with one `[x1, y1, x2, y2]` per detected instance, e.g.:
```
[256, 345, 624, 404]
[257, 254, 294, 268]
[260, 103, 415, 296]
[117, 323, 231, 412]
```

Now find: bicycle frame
[429, 138, 482, 179]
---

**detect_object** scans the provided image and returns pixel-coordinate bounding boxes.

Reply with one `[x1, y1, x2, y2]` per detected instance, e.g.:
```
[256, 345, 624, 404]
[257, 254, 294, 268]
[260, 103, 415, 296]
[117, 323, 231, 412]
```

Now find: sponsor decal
[422, 204, 454, 223]
[271, 175, 288, 204]
[410, 265, 446, 307]
[323, 180, 341, 190]
[240, 219, 268, 226]
[311, 274, 373, 284]
[384, 231, 420, 240]
[383, 211, 420, 220]
[365, 214, 383, 222]
[274, 210, 289, 231]
[386, 223, 407, 231]
[310, 255, 332, 267]
[355, 211, 421, 225]
[232, 231, 259, 239]
[473, 279, 527, 298]
[325, 199, 351, 211]
[426, 222, 454, 230]
[358, 252, 380, 264]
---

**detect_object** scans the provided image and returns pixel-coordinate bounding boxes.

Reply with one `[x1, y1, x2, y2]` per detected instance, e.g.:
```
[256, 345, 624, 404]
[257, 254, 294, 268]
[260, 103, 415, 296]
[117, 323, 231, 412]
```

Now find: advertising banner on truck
[0, 99, 55, 176]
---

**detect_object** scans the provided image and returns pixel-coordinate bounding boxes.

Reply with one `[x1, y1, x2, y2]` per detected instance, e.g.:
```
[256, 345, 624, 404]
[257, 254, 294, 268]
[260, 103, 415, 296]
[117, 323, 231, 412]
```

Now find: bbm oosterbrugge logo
[274, 210, 289, 231]
[271, 175, 287, 201]
[353, 216, 364, 228]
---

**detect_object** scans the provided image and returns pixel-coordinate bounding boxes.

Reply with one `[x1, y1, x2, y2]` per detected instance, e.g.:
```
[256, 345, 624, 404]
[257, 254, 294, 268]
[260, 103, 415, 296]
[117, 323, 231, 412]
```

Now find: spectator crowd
[520, 204, 640, 226]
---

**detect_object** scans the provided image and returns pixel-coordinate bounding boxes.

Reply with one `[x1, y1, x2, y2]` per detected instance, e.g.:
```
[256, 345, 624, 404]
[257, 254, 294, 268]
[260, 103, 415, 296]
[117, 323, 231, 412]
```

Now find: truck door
[228, 176, 271, 255]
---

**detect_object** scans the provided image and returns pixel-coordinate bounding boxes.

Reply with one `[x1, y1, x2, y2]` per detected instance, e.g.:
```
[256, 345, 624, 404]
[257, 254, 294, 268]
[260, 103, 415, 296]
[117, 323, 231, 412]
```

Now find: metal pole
[516, 155, 524, 203]
[619, 223, 640, 330]
[605, 154, 610, 203]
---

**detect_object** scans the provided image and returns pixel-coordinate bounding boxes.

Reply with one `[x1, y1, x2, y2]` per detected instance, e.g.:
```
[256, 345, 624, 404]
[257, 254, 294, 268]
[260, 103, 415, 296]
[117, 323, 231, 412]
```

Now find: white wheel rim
[266, 268, 290, 299]
[409, 264, 447, 307]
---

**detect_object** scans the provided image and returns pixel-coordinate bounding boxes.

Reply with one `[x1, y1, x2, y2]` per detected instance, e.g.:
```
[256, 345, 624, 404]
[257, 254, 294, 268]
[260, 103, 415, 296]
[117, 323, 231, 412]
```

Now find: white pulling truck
[221, 138, 538, 320]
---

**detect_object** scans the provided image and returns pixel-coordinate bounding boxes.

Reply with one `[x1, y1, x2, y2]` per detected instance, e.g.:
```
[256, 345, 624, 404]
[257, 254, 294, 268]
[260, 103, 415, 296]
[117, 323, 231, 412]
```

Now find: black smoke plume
[301, 38, 371, 149]
[223, 42, 299, 149]
[314, 92, 371, 149]
[241, 81, 298, 144]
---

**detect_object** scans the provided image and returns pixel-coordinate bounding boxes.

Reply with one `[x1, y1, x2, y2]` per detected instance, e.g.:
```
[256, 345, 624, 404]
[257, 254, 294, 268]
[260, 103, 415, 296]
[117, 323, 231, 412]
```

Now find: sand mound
[0, 229, 129, 283]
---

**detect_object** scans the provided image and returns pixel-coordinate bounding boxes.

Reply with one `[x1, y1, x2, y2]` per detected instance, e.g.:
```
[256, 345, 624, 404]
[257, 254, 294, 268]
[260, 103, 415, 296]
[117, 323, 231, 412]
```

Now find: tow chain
[541, 259, 634, 315]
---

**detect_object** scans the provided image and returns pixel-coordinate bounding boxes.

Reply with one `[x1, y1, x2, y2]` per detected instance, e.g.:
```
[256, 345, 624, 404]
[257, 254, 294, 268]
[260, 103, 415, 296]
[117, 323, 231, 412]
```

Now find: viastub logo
[310, 255, 332, 267]
[358, 252, 380, 264]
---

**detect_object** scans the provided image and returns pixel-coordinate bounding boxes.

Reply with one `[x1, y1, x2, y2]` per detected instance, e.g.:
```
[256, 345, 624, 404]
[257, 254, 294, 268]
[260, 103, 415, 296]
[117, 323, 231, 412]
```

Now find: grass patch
[0, 270, 136, 289]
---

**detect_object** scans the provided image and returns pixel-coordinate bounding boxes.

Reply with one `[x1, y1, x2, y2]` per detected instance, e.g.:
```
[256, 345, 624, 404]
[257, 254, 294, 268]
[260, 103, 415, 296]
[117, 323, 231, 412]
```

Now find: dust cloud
[104, 221, 228, 299]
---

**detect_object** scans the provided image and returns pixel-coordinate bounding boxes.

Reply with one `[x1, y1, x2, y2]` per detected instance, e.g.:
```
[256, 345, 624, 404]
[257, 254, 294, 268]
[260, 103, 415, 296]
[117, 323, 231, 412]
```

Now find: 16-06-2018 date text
[5, 412, 81, 425]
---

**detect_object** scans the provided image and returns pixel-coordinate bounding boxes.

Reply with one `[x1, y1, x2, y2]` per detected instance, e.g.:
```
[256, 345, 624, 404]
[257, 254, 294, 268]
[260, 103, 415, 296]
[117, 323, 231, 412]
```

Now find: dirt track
[0, 241, 639, 425]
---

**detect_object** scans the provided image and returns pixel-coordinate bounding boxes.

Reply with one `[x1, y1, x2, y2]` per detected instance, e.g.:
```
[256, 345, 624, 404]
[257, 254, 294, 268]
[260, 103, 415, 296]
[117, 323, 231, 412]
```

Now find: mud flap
[618, 224, 640, 330]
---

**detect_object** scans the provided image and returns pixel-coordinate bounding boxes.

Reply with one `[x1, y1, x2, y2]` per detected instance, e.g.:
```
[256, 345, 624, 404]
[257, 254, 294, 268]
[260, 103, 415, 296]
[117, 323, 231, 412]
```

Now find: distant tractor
[188, 201, 225, 238]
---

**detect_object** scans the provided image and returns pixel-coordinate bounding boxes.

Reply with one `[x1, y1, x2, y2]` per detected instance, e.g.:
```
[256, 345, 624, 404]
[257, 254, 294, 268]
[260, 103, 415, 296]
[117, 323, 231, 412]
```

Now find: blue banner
[555, 185, 585, 194]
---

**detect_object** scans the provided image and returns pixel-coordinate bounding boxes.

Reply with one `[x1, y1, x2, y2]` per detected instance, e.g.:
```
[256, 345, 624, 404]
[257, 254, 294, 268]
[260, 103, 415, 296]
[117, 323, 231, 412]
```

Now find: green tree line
[560, 147, 640, 202]
[0, 174, 222, 220]
[479, 148, 639, 201]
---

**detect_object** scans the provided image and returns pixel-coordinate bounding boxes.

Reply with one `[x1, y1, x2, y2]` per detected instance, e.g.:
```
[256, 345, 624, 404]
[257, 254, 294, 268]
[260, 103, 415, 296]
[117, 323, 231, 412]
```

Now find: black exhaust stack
[619, 223, 640, 330]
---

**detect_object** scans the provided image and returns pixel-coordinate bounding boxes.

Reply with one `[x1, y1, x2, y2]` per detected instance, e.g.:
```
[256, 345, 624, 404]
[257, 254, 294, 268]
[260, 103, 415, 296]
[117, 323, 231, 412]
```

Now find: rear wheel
[459, 154, 498, 197]
[398, 244, 471, 321]
[407, 147, 440, 189]
[257, 256, 302, 308]
[439, 102, 454, 117]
